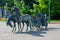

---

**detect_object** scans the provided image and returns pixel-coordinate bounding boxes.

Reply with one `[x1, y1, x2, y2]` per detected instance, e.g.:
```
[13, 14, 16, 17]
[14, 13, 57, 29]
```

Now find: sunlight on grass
[0, 18, 6, 22]
[51, 20, 60, 22]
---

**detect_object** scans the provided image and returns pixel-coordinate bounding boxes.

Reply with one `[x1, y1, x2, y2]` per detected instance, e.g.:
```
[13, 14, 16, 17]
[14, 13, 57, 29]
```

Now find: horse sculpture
[21, 14, 32, 31]
[6, 6, 32, 33]
[7, 14, 22, 32]
[31, 13, 48, 30]
[41, 14, 48, 29]
[36, 13, 48, 30]
[6, 6, 22, 33]
[7, 14, 32, 32]
[31, 14, 42, 30]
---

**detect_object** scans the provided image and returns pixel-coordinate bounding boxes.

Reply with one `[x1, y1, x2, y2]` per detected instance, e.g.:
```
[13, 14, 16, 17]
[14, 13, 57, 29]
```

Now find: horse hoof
[12, 30, 13, 32]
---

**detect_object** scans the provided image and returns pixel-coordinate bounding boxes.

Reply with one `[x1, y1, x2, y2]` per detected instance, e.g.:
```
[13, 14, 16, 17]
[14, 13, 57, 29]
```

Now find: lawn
[50, 20, 60, 22]
[50, 20, 60, 24]
[0, 18, 6, 22]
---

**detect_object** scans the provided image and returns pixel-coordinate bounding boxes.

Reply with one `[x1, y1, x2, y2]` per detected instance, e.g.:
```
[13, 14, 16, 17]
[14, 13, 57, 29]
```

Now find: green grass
[50, 20, 60, 22]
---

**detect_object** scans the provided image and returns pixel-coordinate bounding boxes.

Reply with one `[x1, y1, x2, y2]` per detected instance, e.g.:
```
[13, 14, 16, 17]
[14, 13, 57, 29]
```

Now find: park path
[0, 21, 60, 40]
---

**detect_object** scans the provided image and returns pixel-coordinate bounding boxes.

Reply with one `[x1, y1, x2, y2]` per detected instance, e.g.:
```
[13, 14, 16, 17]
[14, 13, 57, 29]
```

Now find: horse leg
[18, 22, 22, 33]
[14, 22, 16, 32]
[12, 22, 16, 32]
[37, 24, 41, 31]
[29, 21, 32, 31]
[45, 21, 48, 30]
[18, 23, 20, 33]
[21, 22, 24, 32]
[26, 22, 29, 31]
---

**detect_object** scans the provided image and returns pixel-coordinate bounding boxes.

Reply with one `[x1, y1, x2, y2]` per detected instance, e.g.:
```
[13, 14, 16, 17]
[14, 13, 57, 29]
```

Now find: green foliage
[51, 0, 60, 17]
[33, 0, 49, 15]
[0, 0, 6, 7]
[5, 0, 14, 10]
[0, 0, 60, 20]
[14, 0, 30, 14]
[0, 0, 49, 15]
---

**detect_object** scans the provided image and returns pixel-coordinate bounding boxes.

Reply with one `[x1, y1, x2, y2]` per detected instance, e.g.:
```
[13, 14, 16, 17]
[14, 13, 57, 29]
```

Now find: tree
[0, 0, 50, 17]
[31, 0, 49, 16]
[51, 0, 60, 19]
[0, 0, 6, 7]
[5, 0, 14, 10]
[23, 0, 39, 9]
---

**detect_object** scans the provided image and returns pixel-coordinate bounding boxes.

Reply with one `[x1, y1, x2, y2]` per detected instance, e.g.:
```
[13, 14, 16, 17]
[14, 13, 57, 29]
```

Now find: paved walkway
[0, 22, 60, 40]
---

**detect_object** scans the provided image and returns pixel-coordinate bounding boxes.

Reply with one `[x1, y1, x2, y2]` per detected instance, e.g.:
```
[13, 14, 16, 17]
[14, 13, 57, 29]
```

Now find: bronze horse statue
[6, 7, 32, 33]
